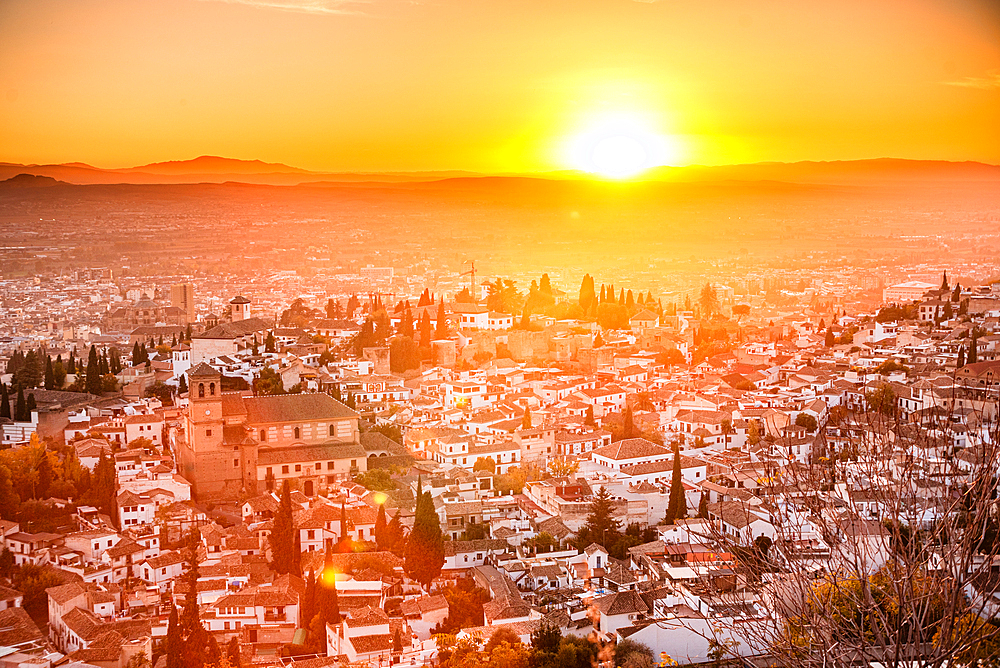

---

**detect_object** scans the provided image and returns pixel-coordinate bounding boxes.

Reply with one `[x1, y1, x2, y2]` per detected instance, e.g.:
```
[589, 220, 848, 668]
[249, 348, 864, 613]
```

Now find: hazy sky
[1, 0, 998, 172]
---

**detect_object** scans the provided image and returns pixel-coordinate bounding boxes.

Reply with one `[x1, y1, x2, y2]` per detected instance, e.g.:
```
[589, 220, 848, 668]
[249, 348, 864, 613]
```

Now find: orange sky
[0, 0, 998, 172]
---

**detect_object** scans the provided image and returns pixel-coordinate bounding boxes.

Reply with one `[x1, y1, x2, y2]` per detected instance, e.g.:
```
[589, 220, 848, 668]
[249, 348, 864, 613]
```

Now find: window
[282, 465, 289, 474]
[234, 459, 239, 468]
[316, 462, 322, 470]
[308, 530, 315, 539]
[266, 467, 273, 478]
[206, 429, 212, 437]
[198, 383, 205, 398]
[329, 425, 336, 436]
[294, 427, 300, 439]
[295, 464, 301, 472]
[260, 430, 266, 442]
[351, 459, 357, 468]
[327, 461, 334, 470]
[210, 382, 216, 396]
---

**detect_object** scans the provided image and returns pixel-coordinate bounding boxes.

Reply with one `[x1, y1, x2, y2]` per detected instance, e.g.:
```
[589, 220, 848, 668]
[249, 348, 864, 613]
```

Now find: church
[176, 363, 367, 500]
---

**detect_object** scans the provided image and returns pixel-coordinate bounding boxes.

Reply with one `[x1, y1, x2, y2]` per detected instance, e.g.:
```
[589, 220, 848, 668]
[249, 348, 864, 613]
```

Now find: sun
[565, 112, 678, 179]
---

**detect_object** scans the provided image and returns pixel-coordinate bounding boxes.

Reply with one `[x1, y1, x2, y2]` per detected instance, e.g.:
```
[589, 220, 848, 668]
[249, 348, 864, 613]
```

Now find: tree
[265, 331, 276, 353]
[302, 570, 317, 628]
[825, 327, 835, 348]
[957, 346, 966, 368]
[404, 478, 445, 590]
[0, 383, 9, 420]
[419, 311, 433, 348]
[614, 639, 654, 668]
[698, 490, 709, 519]
[577, 485, 620, 550]
[941, 269, 949, 291]
[436, 302, 448, 339]
[390, 336, 420, 373]
[584, 406, 595, 427]
[969, 332, 978, 363]
[86, 346, 101, 396]
[44, 356, 54, 390]
[692, 395, 1000, 668]
[269, 481, 295, 574]
[622, 406, 635, 439]
[522, 407, 532, 429]
[52, 358, 66, 389]
[226, 637, 241, 668]
[317, 545, 341, 626]
[253, 367, 284, 396]
[579, 274, 596, 314]
[548, 457, 579, 478]
[178, 374, 188, 394]
[473, 456, 496, 474]
[374, 503, 388, 550]
[0, 465, 20, 520]
[14, 386, 26, 422]
[165, 606, 183, 668]
[699, 282, 719, 318]
[664, 440, 685, 524]
[795, 413, 818, 433]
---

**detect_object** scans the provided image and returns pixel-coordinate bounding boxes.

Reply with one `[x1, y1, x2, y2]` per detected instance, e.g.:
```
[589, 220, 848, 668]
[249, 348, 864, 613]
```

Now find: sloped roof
[592, 438, 669, 461]
[243, 393, 357, 423]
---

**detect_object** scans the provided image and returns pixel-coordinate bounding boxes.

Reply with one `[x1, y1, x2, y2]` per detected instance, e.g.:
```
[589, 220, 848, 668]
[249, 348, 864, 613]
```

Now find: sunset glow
[0, 0, 997, 172]
[566, 113, 681, 178]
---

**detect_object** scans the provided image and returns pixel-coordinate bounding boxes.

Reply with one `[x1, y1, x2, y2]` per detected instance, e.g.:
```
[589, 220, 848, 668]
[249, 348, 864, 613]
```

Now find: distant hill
[0, 173, 65, 188]
[0, 156, 996, 188]
[123, 155, 315, 175]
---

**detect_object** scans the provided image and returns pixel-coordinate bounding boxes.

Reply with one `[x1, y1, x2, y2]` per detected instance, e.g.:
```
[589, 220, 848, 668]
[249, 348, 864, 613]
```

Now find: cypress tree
[303, 570, 317, 627]
[14, 386, 26, 422]
[970, 333, 979, 364]
[165, 606, 183, 668]
[419, 311, 432, 348]
[44, 356, 54, 390]
[435, 302, 448, 339]
[698, 491, 709, 519]
[0, 383, 9, 420]
[339, 502, 349, 547]
[67, 351, 76, 374]
[958, 346, 966, 368]
[522, 406, 532, 429]
[132, 342, 142, 364]
[623, 406, 635, 439]
[941, 270, 949, 291]
[374, 503, 388, 550]
[269, 480, 295, 574]
[178, 374, 188, 394]
[86, 346, 101, 396]
[265, 331, 276, 353]
[665, 440, 686, 524]
[292, 531, 302, 577]
[825, 327, 835, 348]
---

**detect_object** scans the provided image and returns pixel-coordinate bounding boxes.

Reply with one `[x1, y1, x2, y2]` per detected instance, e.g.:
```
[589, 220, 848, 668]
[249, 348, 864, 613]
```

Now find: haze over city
[1, 2, 1000, 668]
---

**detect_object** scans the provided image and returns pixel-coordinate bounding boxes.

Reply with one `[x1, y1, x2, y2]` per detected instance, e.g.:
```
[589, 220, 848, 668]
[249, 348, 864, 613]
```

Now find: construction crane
[459, 260, 476, 298]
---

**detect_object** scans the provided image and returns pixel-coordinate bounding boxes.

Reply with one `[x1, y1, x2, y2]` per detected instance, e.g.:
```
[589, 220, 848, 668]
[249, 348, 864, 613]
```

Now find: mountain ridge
[0, 156, 996, 187]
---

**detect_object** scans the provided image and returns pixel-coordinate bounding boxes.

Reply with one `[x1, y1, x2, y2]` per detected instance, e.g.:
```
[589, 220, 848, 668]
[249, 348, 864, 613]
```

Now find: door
[304, 480, 314, 496]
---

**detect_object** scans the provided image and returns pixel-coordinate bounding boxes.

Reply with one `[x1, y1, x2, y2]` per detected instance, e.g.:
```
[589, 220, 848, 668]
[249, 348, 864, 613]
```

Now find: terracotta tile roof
[244, 393, 357, 424]
[592, 438, 670, 461]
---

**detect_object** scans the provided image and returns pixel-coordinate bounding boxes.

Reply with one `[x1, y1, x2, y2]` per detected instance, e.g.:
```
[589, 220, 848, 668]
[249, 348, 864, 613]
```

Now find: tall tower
[171, 283, 195, 324]
[230, 295, 252, 321]
[180, 363, 229, 498]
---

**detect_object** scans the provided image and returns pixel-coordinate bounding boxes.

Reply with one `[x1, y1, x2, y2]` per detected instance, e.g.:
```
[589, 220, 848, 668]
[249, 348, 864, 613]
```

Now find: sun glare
[566, 113, 678, 179]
